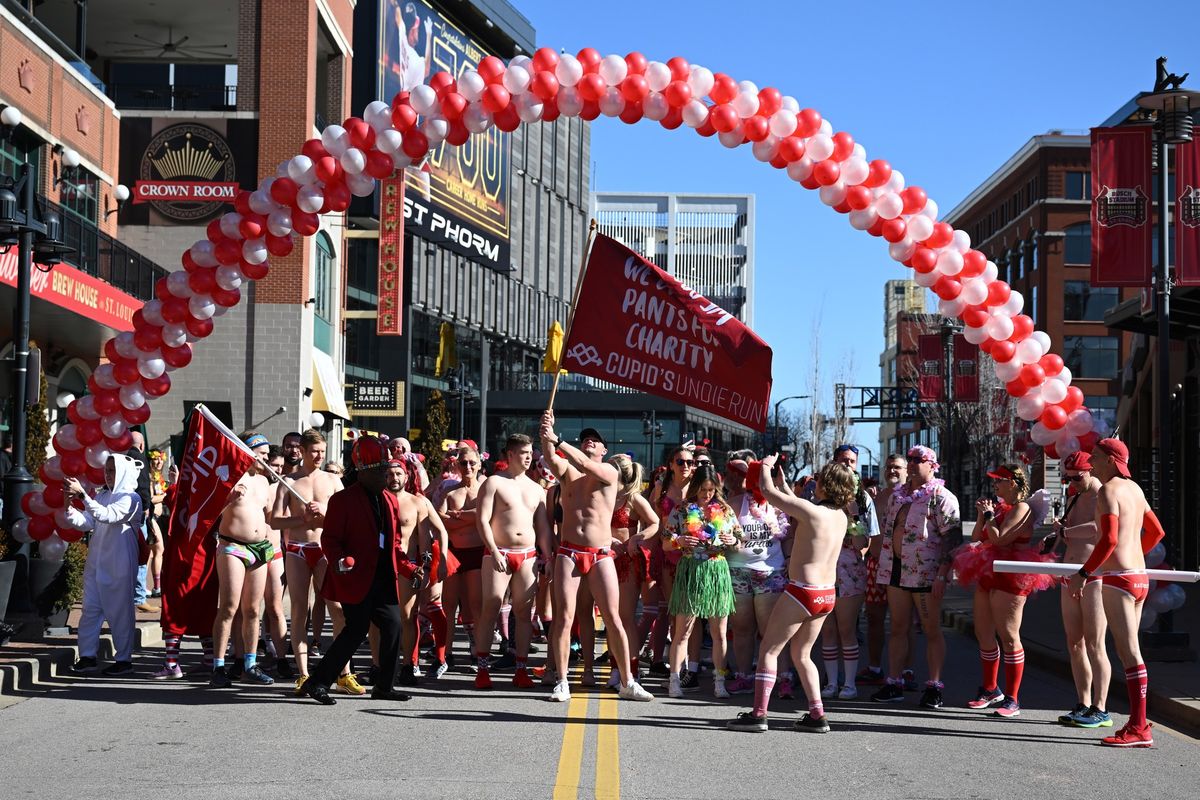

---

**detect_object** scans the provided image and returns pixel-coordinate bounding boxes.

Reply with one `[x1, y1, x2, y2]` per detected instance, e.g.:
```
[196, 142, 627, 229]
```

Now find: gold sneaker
[336, 673, 366, 695]
[293, 675, 309, 696]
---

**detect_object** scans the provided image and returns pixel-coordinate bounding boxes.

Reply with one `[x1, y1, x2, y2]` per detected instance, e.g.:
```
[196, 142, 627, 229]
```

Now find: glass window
[1064, 281, 1119, 321]
[1065, 171, 1091, 200]
[344, 317, 381, 378]
[1063, 336, 1119, 378]
[1088, 395, 1118, 437]
[1064, 222, 1090, 265]
[60, 165, 99, 224]
[1031, 285, 1039, 326]
[313, 233, 336, 354]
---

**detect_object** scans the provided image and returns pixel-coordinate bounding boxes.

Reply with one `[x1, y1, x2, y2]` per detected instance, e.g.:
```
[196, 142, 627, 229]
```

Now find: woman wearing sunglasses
[953, 463, 1054, 718]
[645, 445, 697, 679]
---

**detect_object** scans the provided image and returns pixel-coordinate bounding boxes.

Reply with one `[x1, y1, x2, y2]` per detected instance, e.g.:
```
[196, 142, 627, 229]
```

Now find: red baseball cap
[1094, 438, 1131, 477]
[1063, 451, 1092, 472]
[986, 466, 1017, 481]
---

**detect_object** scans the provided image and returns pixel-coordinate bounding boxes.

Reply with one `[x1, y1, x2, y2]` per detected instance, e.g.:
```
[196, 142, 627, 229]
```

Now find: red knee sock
[753, 669, 777, 717]
[1125, 664, 1148, 729]
[980, 646, 1000, 692]
[164, 636, 181, 669]
[426, 601, 448, 662]
[1003, 648, 1025, 703]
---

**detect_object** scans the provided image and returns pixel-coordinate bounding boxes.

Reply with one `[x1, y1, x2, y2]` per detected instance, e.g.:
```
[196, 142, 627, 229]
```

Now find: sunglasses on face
[460, 460, 479, 467]
[907, 457, 926, 464]
[675, 459, 694, 467]
[1066, 474, 1084, 481]
[835, 445, 859, 455]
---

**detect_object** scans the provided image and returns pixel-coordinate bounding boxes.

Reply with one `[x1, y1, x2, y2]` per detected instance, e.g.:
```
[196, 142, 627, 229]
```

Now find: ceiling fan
[107, 26, 231, 60]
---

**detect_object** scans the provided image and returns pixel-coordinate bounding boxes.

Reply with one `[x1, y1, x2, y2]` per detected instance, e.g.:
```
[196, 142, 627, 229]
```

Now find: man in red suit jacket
[300, 436, 420, 705]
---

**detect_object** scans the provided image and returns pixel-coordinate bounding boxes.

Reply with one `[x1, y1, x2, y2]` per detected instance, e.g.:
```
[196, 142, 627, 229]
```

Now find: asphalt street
[3, 625, 1198, 800]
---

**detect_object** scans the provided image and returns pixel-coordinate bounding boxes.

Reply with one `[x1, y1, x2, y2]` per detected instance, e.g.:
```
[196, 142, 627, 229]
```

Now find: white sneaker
[838, 685, 858, 700]
[549, 679, 571, 702]
[618, 680, 654, 702]
[820, 683, 838, 699]
[412, 664, 424, 678]
[433, 662, 449, 679]
[714, 676, 730, 699]
[668, 674, 683, 699]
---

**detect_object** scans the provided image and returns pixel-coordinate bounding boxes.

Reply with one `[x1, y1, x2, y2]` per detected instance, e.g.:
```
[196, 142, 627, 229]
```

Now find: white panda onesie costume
[65, 453, 144, 662]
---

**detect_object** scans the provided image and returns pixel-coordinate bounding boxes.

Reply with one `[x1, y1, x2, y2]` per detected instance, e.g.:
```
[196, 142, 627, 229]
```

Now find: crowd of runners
[64, 413, 1163, 747]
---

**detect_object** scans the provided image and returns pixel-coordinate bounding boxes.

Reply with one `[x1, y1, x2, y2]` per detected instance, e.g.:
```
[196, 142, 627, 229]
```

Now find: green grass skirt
[668, 555, 734, 618]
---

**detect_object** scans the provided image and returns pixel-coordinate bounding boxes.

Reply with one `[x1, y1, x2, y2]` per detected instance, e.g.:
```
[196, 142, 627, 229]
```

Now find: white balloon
[986, 314, 1014, 341]
[645, 61, 671, 92]
[162, 324, 188, 348]
[1030, 422, 1057, 446]
[422, 117, 449, 144]
[1145, 542, 1167, 569]
[960, 279, 988, 306]
[137, 357, 166, 379]
[28, 493, 51, 517]
[1055, 433, 1081, 458]
[786, 157, 814, 182]
[687, 66, 714, 99]
[643, 93, 670, 121]
[320, 124, 349, 158]
[995, 359, 1022, 382]
[876, 192, 903, 220]
[308, 412, 326, 429]
[840, 157, 869, 186]
[1003, 290, 1025, 316]
[1140, 606, 1159, 631]
[340, 147, 366, 175]
[1016, 337, 1046, 364]
[56, 423, 80, 450]
[94, 364, 119, 390]
[287, 156, 315, 185]
[463, 105, 492, 133]
[1066, 409, 1094, 437]
[732, 90, 759, 118]
[780, 95, 800, 113]
[458, 71, 486, 102]
[938, 297, 967, 318]
[952, 230, 972, 253]
[113, 331, 138, 359]
[267, 210, 293, 237]
[819, 182, 847, 206]
[502, 64, 531, 95]
[1031, 331, 1051, 353]
[212, 303, 230, 318]
[10, 518, 31, 544]
[888, 239, 916, 263]
[886, 169, 905, 192]
[806, 134, 834, 162]
[214, 265, 244, 293]
[963, 325, 989, 345]
[219, 213, 242, 240]
[363, 100, 392, 131]
[848, 208, 878, 231]
[167, 270, 192, 298]
[295, 185, 323, 214]
[1057, 366, 1073, 386]
[751, 136, 778, 162]
[188, 295, 216, 320]
[40, 534, 68, 561]
[922, 198, 939, 220]
[907, 215, 934, 243]
[599, 87, 625, 117]
[74, 397, 99, 421]
[409, 85, 439, 114]
[1042, 377, 1068, 404]
[599, 55, 627, 86]
[516, 98, 544, 124]
[118, 386, 145, 411]
[100, 415, 126, 438]
[936, 250, 965, 276]
[375, 129, 404, 155]
[1017, 393, 1046, 421]
[768, 110, 797, 138]
[347, 172, 376, 197]
[242, 239, 268, 265]
[555, 55, 583, 88]
[85, 443, 113, 469]
[913, 268, 940, 288]
[682, 100, 709, 128]
[557, 86, 584, 117]
[718, 128, 744, 149]
[141, 300, 165, 327]
[248, 190, 276, 216]
[981, 261, 999, 284]
[190, 240, 218, 267]
[510, 54, 532, 70]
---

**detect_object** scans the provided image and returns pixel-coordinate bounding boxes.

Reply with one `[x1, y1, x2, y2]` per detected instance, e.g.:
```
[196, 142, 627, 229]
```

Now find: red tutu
[952, 542, 1057, 596]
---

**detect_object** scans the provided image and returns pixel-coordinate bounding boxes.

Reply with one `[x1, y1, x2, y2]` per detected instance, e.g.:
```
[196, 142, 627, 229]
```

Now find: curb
[0, 620, 162, 698]
[940, 606, 1200, 737]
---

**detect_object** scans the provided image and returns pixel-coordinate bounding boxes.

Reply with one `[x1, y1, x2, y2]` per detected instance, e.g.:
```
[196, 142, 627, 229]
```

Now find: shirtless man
[473, 434, 552, 690]
[262, 446, 293, 678]
[728, 457, 856, 734]
[540, 412, 653, 702]
[272, 429, 359, 694]
[1067, 439, 1165, 748]
[209, 459, 275, 688]
[1053, 451, 1108, 727]
[439, 447, 485, 667]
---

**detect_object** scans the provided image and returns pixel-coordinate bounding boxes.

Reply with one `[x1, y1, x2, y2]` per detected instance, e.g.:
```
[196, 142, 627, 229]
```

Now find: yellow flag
[435, 322, 458, 377]
[542, 321, 567, 374]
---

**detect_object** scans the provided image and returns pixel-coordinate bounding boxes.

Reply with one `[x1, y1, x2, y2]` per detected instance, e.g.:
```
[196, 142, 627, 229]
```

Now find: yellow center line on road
[552, 683, 592, 800]
[551, 662, 622, 800]
[594, 690, 620, 799]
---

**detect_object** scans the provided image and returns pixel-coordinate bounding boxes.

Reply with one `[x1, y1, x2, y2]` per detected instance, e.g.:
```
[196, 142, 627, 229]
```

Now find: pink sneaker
[152, 664, 183, 680]
[777, 676, 795, 700]
[726, 675, 755, 695]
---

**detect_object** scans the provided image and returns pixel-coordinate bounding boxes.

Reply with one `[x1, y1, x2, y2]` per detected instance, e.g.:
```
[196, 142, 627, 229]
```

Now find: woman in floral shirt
[871, 445, 961, 710]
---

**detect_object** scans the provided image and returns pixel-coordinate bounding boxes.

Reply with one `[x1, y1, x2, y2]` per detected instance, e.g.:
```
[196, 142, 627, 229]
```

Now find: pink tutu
[952, 542, 1057, 596]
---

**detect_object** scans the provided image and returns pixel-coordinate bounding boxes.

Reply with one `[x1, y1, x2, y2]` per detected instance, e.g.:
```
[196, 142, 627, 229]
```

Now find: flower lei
[669, 501, 740, 559]
[891, 478, 945, 507]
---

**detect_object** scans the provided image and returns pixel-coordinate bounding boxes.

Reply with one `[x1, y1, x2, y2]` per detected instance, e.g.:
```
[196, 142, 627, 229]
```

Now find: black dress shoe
[370, 688, 412, 701]
[303, 681, 337, 705]
[396, 665, 417, 686]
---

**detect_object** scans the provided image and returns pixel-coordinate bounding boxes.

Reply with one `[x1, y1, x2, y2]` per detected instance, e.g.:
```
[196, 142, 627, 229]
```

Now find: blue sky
[513, 0, 1197, 454]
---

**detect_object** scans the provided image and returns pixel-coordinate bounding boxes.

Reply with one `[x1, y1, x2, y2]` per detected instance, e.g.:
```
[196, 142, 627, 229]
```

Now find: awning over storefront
[1105, 289, 1200, 339]
[311, 349, 351, 421]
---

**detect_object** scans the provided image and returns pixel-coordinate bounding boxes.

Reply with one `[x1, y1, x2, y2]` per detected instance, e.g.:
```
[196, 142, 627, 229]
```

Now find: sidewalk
[941, 582, 1200, 735]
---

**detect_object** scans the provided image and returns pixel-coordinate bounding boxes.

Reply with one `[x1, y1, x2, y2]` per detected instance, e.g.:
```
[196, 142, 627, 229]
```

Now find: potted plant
[0, 524, 17, 624]
[30, 540, 86, 629]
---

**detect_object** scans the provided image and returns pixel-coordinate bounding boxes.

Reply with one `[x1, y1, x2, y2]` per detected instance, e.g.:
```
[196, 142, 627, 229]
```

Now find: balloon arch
[16, 47, 1102, 544]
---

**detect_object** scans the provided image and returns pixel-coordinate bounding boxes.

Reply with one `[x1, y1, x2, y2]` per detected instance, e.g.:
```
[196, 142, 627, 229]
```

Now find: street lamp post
[642, 410, 663, 466]
[446, 364, 475, 442]
[772, 394, 810, 453]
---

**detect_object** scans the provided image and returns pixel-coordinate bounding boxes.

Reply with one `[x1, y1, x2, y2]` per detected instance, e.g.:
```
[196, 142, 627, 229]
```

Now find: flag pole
[548, 219, 598, 412]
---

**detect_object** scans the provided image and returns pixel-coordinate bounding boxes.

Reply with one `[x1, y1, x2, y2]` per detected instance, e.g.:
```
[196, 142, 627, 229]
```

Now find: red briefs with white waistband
[498, 545, 537, 573]
[782, 580, 836, 617]
[556, 541, 614, 576]
[1101, 570, 1150, 603]
[285, 540, 324, 570]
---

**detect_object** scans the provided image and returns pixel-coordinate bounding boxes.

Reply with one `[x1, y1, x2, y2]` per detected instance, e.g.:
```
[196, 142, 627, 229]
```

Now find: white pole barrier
[993, 560, 1200, 583]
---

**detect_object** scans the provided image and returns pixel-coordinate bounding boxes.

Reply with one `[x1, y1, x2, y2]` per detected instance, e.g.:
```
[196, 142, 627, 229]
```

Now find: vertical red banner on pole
[1177, 138, 1200, 287]
[1090, 126, 1153, 287]
[377, 177, 405, 335]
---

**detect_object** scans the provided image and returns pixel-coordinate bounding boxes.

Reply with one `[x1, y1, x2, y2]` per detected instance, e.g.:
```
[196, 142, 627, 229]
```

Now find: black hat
[578, 427, 606, 445]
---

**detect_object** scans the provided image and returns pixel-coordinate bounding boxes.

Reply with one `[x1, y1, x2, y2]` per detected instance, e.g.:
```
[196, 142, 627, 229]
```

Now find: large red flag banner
[1177, 138, 1200, 287]
[562, 233, 773, 431]
[160, 404, 257, 637]
[1090, 126, 1153, 287]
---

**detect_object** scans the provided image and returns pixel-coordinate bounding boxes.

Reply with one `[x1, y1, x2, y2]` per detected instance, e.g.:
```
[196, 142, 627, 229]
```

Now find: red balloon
[481, 84, 511, 114]
[233, 191, 253, 216]
[576, 48, 602, 72]
[694, 117, 715, 137]
[1020, 363, 1047, 387]
[579, 100, 601, 122]
[980, 338, 995, 355]
[925, 222, 954, 249]
[185, 315, 215, 339]
[28, 515, 55, 542]
[866, 218, 885, 237]
[541, 101, 562, 124]
[1062, 386, 1085, 414]
[188, 268, 217, 295]
[206, 220, 224, 243]
[270, 177, 298, 207]
[710, 73, 738, 104]
[76, 420, 103, 446]
[757, 87, 782, 117]
[1005, 378, 1028, 398]
[215, 238, 242, 265]
[796, 108, 822, 137]
[103, 339, 120, 363]
[238, 215, 264, 240]
[832, 200, 853, 215]
[932, 276, 962, 300]
[241, 260, 271, 281]
[799, 174, 821, 191]
[211, 287, 241, 308]
[742, 116, 769, 142]
[325, 182, 351, 213]
[142, 374, 171, 397]
[162, 343, 193, 369]
[846, 185, 872, 210]
[778, 136, 806, 162]
[493, 105, 520, 132]
[1039, 353, 1064, 376]
[112, 361, 141, 387]
[292, 212, 320, 237]
[264, 234, 293, 258]
[123, 403, 152, 425]
[1044, 443, 1061, 460]
[134, 326, 163, 352]
[365, 149, 394, 179]
[1078, 431, 1099, 452]
[60, 450, 87, 477]
[154, 278, 173, 303]
[623, 51, 646, 75]
[881, 218, 907, 243]
[660, 107, 683, 130]
[530, 71, 559, 102]
[812, 160, 840, 187]
[664, 80, 691, 108]
[533, 47, 560, 73]
[577, 73, 606, 102]
[963, 306, 990, 328]
[161, 297, 189, 325]
[391, 102, 418, 132]
[85, 465, 106, 486]
[105, 429, 134, 453]
[962, 250, 987, 278]
[986, 281, 1012, 307]
[618, 102, 643, 125]
[401, 128, 429, 160]
[619, 74, 649, 103]
[992, 340, 1017, 363]
[477, 55, 506, 84]
[1009, 314, 1034, 342]
[667, 56, 690, 81]
[181, 251, 200, 273]
[301, 139, 327, 161]
[710, 104, 739, 133]
[831, 132, 855, 161]
[446, 121, 471, 145]
[92, 390, 120, 416]
[345, 118, 375, 151]
[20, 492, 41, 517]
[901, 186, 928, 214]
[911, 247, 938, 273]
[57, 527, 85, 544]
[864, 159, 892, 188]
[441, 92, 468, 121]
[429, 71, 456, 98]
[1041, 405, 1068, 430]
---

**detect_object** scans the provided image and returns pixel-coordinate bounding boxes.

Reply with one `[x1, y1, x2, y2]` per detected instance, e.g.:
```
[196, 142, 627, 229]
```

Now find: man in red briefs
[1066, 438, 1165, 748]
[540, 412, 653, 703]
[727, 456, 856, 734]
[473, 434, 553, 689]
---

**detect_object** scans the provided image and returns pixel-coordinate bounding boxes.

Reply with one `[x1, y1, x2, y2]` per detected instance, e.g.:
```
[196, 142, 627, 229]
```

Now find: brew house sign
[135, 123, 238, 222]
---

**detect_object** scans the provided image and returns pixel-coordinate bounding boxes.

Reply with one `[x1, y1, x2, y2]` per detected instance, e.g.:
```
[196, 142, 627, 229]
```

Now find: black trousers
[311, 557, 401, 691]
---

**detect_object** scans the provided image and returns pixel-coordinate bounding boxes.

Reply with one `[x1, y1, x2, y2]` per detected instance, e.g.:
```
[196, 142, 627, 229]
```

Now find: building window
[1064, 281, 1118, 321]
[1088, 395, 1118, 436]
[1031, 285, 1039, 326]
[1063, 336, 1119, 378]
[1065, 171, 1091, 200]
[314, 233, 336, 354]
[60, 166, 99, 224]
[1064, 222, 1091, 265]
